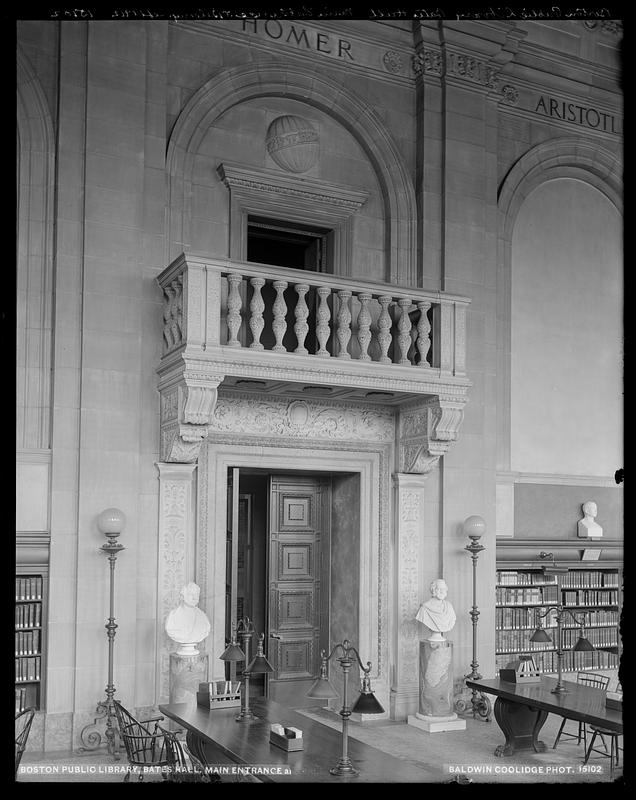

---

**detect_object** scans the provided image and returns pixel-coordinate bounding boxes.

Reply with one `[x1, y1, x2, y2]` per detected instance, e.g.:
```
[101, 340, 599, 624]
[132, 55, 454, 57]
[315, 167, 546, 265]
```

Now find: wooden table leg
[493, 697, 548, 757]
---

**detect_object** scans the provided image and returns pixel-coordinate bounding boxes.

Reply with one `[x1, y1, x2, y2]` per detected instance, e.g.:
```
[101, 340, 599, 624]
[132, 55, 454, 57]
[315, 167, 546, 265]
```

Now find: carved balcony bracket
[398, 396, 466, 475]
[159, 361, 225, 464]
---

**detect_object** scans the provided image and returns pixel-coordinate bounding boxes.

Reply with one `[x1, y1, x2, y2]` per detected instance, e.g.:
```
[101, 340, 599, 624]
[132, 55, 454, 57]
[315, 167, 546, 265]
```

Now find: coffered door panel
[267, 475, 330, 707]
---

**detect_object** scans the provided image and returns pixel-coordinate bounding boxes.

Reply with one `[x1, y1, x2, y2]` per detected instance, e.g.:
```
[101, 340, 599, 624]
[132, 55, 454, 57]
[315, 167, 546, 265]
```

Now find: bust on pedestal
[165, 582, 210, 705]
[408, 579, 466, 733]
[577, 501, 603, 539]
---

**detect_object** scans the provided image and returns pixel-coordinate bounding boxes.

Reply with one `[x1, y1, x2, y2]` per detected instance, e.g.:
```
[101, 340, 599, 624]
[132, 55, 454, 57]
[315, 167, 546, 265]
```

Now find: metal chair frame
[15, 707, 36, 779]
[113, 700, 170, 782]
[552, 672, 609, 751]
[584, 726, 622, 778]
[159, 725, 221, 783]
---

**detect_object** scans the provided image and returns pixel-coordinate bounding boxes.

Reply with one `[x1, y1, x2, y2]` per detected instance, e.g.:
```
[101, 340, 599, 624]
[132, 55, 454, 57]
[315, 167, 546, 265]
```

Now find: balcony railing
[157, 254, 470, 389]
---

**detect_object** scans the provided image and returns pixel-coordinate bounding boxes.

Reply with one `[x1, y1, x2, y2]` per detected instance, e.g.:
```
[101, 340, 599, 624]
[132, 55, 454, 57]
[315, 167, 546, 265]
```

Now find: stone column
[408, 640, 466, 733]
[156, 463, 197, 704]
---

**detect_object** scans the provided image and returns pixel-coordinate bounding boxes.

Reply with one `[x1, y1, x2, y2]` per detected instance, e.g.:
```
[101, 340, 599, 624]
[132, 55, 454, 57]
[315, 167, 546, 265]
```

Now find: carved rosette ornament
[398, 398, 465, 475]
[159, 367, 224, 463]
[501, 84, 519, 105]
[383, 50, 404, 74]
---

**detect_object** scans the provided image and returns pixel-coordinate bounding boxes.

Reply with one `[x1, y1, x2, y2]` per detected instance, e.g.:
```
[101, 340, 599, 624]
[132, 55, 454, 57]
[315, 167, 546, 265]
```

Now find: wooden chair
[584, 725, 622, 777]
[159, 725, 221, 783]
[15, 707, 36, 779]
[113, 700, 170, 781]
[552, 672, 609, 751]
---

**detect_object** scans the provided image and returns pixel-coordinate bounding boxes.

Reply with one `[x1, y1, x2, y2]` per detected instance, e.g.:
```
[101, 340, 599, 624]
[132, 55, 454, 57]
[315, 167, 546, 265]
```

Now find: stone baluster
[272, 280, 288, 353]
[294, 283, 310, 354]
[226, 272, 243, 348]
[416, 301, 432, 367]
[397, 298, 412, 365]
[377, 295, 393, 364]
[248, 277, 266, 349]
[336, 290, 352, 359]
[356, 292, 372, 361]
[316, 286, 331, 357]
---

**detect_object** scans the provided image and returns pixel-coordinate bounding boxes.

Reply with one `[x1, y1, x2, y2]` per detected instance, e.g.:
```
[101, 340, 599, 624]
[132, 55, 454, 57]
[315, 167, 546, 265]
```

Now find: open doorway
[225, 468, 360, 709]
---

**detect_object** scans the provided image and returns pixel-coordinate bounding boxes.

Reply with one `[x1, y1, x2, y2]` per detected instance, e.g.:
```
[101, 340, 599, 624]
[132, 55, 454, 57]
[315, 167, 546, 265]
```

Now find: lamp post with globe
[459, 515, 492, 721]
[78, 508, 126, 758]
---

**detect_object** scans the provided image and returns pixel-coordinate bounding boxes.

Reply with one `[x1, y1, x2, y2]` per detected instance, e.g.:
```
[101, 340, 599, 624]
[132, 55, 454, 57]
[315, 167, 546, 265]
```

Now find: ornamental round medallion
[265, 115, 319, 173]
[383, 50, 403, 74]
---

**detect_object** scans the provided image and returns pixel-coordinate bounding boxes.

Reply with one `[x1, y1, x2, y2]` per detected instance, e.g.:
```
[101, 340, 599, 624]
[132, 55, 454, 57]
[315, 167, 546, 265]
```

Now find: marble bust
[165, 582, 211, 656]
[416, 579, 457, 642]
[577, 501, 603, 539]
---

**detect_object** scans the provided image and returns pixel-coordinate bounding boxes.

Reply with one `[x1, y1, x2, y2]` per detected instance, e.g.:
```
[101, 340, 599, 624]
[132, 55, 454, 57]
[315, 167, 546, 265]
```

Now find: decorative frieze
[210, 393, 395, 443]
[413, 48, 499, 89]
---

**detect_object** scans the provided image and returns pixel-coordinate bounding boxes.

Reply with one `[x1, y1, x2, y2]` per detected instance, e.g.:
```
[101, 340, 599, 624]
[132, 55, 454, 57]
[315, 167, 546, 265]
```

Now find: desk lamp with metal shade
[219, 618, 273, 722]
[306, 639, 384, 776]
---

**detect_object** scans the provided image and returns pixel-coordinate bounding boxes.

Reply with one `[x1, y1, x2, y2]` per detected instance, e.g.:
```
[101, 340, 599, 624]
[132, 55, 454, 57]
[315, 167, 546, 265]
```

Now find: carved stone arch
[498, 136, 622, 243]
[166, 62, 417, 285]
[17, 47, 55, 450]
[496, 136, 622, 471]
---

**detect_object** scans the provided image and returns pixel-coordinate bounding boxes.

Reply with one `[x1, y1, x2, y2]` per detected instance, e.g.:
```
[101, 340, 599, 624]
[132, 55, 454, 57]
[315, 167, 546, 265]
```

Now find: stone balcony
[156, 253, 472, 467]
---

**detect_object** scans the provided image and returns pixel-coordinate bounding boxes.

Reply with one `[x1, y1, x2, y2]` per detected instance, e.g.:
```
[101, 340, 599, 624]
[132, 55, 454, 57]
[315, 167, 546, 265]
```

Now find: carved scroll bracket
[159, 362, 225, 463]
[398, 397, 466, 475]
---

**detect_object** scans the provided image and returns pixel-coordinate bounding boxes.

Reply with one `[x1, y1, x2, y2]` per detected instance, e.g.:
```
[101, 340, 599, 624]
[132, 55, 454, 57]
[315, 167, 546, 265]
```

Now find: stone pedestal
[169, 652, 209, 705]
[407, 639, 466, 733]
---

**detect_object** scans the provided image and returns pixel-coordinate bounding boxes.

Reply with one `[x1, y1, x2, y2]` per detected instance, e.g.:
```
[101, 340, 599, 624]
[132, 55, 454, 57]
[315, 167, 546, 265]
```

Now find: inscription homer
[242, 19, 354, 61]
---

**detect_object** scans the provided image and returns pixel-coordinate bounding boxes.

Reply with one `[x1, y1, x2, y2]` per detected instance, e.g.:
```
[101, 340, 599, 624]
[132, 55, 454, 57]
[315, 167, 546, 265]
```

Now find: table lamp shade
[351, 676, 385, 714]
[306, 674, 339, 700]
[220, 642, 246, 661]
[530, 627, 552, 643]
[573, 635, 594, 652]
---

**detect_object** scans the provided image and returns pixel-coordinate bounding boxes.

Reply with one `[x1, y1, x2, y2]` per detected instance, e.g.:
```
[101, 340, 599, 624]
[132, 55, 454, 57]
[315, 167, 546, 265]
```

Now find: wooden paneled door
[267, 475, 330, 707]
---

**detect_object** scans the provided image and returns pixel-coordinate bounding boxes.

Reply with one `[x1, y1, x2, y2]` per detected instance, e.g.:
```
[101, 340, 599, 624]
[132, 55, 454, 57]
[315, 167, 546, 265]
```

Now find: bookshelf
[495, 567, 621, 676]
[15, 569, 47, 714]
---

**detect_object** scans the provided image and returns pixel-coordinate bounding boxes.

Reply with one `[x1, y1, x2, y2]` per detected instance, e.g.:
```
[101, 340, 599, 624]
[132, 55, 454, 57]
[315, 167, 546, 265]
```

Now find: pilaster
[156, 462, 197, 704]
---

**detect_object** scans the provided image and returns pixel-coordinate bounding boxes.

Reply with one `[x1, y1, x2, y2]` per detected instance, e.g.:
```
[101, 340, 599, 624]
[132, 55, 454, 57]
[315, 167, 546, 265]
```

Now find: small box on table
[499, 656, 541, 684]
[196, 679, 241, 709]
[269, 724, 304, 751]
[605, 691, 622, 711]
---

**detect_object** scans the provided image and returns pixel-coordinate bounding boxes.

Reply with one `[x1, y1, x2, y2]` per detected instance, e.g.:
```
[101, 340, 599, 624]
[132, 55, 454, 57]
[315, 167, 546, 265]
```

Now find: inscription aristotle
[535, 95, 621, 134]
[242, 19, 354, 61]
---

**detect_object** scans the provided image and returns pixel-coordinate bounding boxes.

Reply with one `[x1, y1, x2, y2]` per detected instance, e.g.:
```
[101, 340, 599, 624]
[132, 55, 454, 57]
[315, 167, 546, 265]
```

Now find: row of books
[15, 687, 31, 714]
[16, 576, 43, 601]
[559, 571, 619, 588]
[495, 649, 619, 673]
[496, 606, 558, 630]
[15, 603, 42, 629]
[15, 630, 41, 656]
[562, 590, 618, 606]
[496, 606, 619, 630]
[561, 627, 617, 649]
[496, 586, 559, 605]
[15, 656, 41, 682]
[496, 571, 557, 586]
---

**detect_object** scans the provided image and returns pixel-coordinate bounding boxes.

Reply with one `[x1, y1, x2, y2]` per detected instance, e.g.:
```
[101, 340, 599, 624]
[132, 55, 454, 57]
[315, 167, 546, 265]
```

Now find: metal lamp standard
[78, 508, 126, 758]
[462, 515, 492, 721]
[306, 639, 384, 776]
[531, 605, 594, 693]
[219, 618, 273, 723]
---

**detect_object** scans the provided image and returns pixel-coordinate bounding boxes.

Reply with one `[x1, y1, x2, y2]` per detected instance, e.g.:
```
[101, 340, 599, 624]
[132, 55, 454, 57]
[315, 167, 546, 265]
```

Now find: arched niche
[17, 47, 55, 450]
[496, 137, 623, 475]
[166, 62, 417, 286]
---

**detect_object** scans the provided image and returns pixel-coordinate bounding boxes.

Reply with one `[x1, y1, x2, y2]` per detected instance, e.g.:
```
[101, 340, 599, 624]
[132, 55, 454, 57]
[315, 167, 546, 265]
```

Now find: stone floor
[18, 707, 625, 785]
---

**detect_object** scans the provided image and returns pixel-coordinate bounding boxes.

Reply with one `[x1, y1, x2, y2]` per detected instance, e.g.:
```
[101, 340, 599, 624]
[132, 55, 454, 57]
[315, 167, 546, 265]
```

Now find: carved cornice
[398, 398, 466, 474]
[217, 162, 369, 213]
